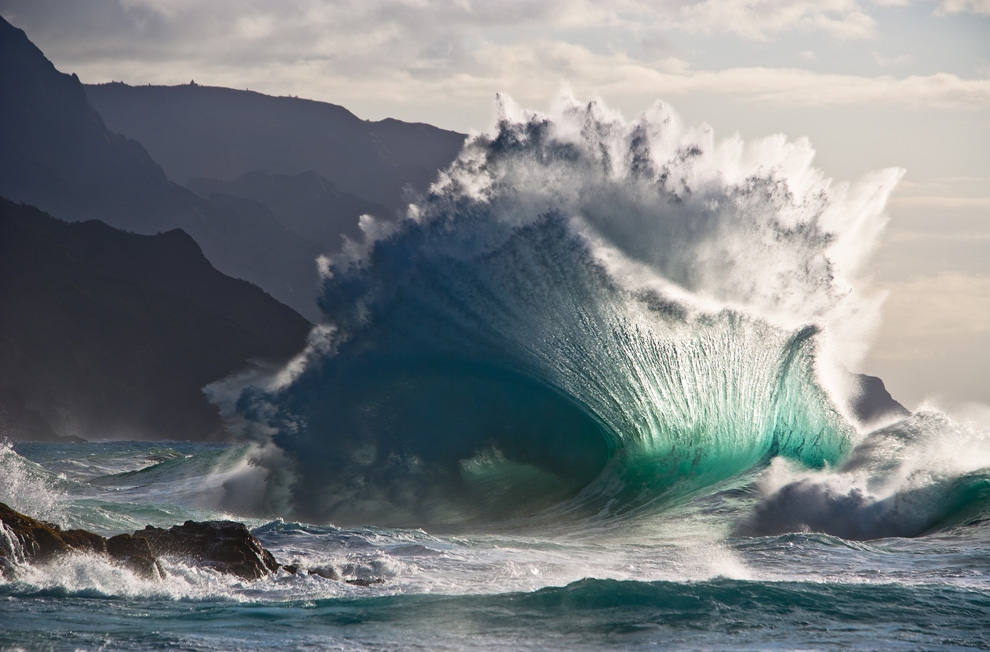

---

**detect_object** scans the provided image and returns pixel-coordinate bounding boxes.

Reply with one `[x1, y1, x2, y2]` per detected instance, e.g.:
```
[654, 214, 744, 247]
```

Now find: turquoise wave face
[223, 96, 900, 527]
[231, 214, 851, 526]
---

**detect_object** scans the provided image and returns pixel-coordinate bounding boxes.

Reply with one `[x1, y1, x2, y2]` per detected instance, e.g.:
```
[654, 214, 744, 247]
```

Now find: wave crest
[218, 95, 902, 527]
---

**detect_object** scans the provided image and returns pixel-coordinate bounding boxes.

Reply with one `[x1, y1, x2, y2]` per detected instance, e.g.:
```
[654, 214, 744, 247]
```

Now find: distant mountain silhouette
[0, 199, 311, 441]
[851, 374, 910, 425]
[85, 82, 467, 211]
[0, 16, 323, 320]
[187, 171, 391, 253]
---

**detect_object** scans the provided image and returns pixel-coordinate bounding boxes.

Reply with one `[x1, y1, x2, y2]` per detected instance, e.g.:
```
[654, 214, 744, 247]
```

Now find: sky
[1, 0, 988, 409]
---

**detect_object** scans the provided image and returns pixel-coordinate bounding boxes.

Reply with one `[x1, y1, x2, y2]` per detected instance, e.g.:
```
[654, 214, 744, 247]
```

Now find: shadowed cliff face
[0, 18, 171, 228]
[0, 199, 311, 441]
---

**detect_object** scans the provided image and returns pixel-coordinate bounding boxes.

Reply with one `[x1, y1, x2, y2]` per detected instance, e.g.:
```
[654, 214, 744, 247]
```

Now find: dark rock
[60, 528, 108, 555]
[133, 520, 279, 580]
[0, 502, 275, 582]
[106, 533, 164, 580]
[1, 503, 378, 586]
[0, 502, 105, 563]
[0, 502, 71, 562]
[0, 554, 15, 579]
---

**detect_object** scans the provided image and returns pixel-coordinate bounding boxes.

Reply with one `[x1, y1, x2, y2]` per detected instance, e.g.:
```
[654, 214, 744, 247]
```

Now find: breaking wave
[215, 94, 907, 528]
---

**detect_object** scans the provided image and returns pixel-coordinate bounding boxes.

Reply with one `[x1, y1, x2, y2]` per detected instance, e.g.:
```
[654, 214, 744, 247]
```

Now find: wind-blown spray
[219, 95, 903, 527]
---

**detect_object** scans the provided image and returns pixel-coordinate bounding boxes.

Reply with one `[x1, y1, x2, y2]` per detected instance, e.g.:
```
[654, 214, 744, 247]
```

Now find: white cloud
[886, 230, 990, 243]
[889, 195, 990, 208]
[935, 0, 990, 15]
[646, 68, 989, 110]
[4, 0, 986, 121]
[48, 27, 990, 119]
[673, 0, 878, 40]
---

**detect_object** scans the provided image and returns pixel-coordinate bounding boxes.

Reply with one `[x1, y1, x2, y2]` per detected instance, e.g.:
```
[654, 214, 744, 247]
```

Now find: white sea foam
[0, 440, 66, 526]
[740, 409, 990, 539]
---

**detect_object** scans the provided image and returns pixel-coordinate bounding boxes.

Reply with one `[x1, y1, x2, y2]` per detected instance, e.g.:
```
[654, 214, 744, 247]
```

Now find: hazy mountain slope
[187, 171, 391, 252]
[84, 82, 466, 210]
[0, 17, 323, 320]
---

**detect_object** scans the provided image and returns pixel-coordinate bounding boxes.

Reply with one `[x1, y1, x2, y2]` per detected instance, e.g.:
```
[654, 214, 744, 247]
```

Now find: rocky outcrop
[132, 521, 280, 580]
[0, 503, 275, 582]
[851, 374, 910, 425]
[0, 502, 161, 579]
[105, 533, 164, 580]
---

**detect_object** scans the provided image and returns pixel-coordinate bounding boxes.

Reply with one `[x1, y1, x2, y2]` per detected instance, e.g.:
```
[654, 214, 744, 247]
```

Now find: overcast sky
[2, 0, 988, 409]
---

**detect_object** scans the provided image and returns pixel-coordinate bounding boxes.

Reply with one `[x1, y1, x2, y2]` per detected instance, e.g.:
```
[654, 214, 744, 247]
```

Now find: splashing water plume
[218, 94, 904, 528]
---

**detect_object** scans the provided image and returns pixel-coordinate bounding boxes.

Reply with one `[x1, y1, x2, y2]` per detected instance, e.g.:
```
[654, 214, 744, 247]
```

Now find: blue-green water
[2, 438, 989, 651]
[4, 97, 990, 650]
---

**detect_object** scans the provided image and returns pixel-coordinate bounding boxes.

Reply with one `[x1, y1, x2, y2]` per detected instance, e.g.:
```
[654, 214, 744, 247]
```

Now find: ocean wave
[739, 410, 990, 539]
[213, 94, 902, 527]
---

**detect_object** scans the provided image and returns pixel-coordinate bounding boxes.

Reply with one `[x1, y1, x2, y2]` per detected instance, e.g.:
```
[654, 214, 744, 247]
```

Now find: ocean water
[3, 96, 990, 650]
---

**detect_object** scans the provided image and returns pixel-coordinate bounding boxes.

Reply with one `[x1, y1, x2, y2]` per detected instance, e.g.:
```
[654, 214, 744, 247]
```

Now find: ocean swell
[218, 95, 903, 527]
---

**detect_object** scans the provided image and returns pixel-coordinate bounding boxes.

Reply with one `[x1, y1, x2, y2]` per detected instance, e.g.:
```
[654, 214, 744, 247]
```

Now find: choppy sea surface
[2, 439, 989, 651]
[4, 96, 990, 650]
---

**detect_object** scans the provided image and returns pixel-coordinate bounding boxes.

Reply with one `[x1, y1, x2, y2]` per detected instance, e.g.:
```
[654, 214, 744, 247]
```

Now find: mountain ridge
[84, 81, 467, 211]
[0, 16, 324, 320]
[0, 199, 311, 441]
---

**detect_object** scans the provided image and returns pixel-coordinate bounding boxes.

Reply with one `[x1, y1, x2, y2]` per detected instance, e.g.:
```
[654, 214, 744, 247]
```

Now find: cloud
[935, 0, 990, 15]
[2, 0, 987, 127]
[672, 0, 878, 40]
[889, 196, 990, 209]
[886, 230, 990, 243]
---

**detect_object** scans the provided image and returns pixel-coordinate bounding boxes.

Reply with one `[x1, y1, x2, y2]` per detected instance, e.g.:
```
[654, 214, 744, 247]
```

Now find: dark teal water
[4, 579, 990, 651]
[3, 441, 990, 651]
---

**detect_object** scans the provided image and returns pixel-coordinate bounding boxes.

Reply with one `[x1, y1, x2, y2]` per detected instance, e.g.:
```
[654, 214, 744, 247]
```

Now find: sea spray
[0, 440, 67, 526]
[217, 95, 903, 527]
[740, 409, 990, 539]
